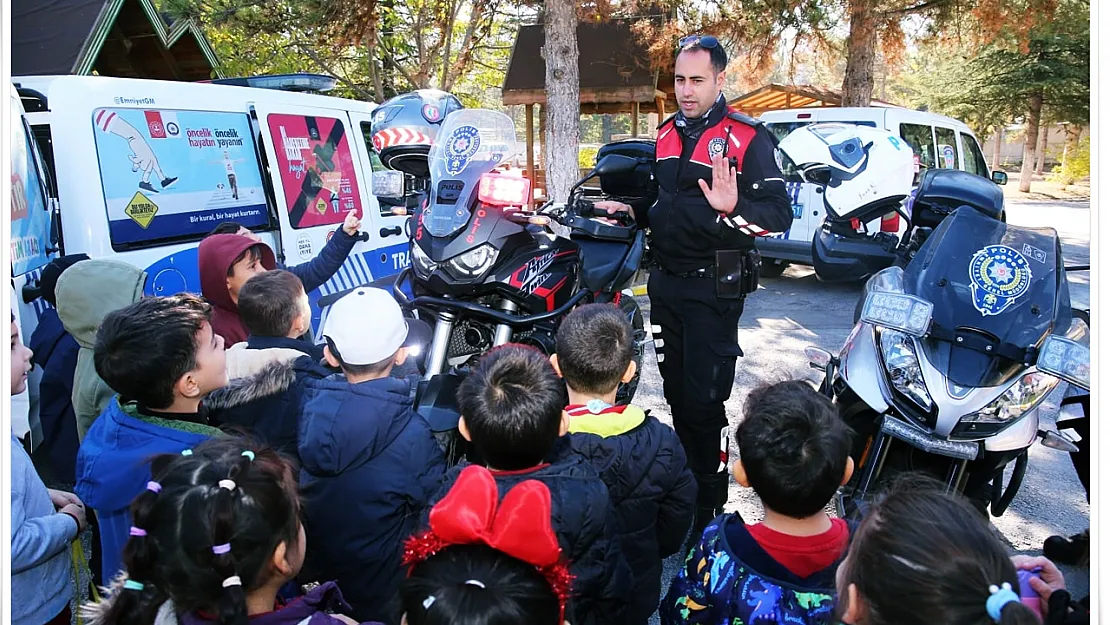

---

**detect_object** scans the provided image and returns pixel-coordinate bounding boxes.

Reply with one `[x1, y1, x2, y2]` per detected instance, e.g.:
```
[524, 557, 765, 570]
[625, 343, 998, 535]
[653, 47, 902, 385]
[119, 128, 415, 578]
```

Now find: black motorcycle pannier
[573, 230, 646, 293]
[596, 139, 656, 199]
[911, 169, 1004, 229]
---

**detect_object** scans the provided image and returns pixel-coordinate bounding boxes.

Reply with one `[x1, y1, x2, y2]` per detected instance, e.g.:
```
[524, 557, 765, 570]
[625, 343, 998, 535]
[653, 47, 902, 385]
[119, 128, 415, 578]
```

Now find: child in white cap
[295, 287, 444, 624]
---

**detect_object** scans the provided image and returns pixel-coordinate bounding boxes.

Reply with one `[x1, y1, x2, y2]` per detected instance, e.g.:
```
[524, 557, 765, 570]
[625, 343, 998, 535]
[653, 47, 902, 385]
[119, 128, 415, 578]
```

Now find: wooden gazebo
[502, 20, 675, 198]
[12, 0, 222, 80]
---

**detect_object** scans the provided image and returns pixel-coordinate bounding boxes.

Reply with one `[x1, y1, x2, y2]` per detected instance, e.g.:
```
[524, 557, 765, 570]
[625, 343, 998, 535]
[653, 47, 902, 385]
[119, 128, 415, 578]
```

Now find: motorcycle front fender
[838, 323, 891, 415]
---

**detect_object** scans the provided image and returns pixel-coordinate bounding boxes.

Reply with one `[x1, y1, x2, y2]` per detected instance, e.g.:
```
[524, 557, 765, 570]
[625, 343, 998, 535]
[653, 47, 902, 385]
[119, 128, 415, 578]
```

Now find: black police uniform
[644, 95, 793, 528]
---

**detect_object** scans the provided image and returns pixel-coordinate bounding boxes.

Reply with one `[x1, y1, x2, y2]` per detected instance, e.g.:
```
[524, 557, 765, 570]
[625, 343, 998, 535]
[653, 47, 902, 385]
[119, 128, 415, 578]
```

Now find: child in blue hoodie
[296, 287, 444, 624]
[75, 294, 228, 584]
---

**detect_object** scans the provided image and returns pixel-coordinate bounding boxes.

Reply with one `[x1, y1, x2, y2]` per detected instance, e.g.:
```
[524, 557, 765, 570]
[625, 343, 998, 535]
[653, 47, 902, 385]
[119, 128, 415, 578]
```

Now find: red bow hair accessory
[402, 465, 574, 618]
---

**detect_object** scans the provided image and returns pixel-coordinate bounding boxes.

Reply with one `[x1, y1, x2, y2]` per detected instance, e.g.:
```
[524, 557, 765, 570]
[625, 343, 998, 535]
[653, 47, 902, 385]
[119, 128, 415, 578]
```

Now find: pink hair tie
[146, 481, 162, 493]
[129, 526, 147, 537]
[212, 543, 232, 555]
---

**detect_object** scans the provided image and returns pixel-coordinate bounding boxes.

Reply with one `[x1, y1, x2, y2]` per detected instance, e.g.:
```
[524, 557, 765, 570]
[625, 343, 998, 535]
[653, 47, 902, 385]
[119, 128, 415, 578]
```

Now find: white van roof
[759, 106, 974, 134]
[14, 75, 378, 114]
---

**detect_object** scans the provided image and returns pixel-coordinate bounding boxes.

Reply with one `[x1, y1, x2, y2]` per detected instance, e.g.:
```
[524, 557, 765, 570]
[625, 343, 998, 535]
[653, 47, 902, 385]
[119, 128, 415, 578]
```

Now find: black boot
[685, 472, 730, 551]
[1043, 528, 1089, 566]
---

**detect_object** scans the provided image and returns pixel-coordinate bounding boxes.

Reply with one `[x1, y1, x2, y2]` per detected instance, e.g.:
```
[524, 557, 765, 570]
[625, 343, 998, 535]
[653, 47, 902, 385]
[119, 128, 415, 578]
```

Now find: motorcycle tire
[614, 292, 645, 405]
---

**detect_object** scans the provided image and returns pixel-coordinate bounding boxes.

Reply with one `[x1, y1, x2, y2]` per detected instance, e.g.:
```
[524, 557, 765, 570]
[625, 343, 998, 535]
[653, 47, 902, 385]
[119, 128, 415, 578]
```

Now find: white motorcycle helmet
[776, 123, 915, 220]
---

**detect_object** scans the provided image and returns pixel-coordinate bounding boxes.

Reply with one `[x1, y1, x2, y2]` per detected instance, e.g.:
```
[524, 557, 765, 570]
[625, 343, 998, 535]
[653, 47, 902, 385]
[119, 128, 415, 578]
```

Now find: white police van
[13, 74, 412, 338]
[757, 106, 1006, 281]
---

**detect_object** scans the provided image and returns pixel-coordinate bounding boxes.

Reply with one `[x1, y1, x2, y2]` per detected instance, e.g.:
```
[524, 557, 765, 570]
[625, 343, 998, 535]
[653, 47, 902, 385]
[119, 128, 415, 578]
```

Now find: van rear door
[252, 103, 406, 330]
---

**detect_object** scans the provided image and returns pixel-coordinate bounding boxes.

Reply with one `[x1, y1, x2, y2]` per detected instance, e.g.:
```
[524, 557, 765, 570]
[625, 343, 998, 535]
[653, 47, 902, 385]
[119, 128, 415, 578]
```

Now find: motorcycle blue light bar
[860, 292, 933, 337]
[1036, 335, 1090, 391]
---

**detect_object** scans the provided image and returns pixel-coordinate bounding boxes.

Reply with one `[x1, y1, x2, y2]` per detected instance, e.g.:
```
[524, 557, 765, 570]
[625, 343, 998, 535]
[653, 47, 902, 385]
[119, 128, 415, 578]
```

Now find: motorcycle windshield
[425, 109, 518, 237]
[905, 207, 1065, 387]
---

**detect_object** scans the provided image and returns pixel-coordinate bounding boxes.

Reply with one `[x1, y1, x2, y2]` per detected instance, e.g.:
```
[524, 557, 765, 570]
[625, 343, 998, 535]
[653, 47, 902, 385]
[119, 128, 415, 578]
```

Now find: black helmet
[370, 89, 463, 177]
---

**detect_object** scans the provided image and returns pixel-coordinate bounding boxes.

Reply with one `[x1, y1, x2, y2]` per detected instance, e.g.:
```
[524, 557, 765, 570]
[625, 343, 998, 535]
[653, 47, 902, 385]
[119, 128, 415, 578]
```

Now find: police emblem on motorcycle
[968, 245, 1032, 316]
[445, 125, 481, 175]
[708, 137, 727, 157]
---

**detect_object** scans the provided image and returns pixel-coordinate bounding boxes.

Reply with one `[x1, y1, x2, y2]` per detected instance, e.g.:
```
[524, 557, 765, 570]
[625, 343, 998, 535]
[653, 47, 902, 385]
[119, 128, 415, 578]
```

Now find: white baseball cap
[321, 287, 431, 366]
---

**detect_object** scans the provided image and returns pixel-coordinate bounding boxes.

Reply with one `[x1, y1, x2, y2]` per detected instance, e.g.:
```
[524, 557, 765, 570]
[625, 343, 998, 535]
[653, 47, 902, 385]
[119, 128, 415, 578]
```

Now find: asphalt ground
[637, 198, 1091, 622]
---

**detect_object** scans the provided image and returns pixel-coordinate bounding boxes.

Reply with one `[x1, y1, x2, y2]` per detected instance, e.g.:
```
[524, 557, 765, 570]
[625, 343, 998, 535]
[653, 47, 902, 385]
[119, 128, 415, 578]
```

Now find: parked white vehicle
[757, 106, 1007, 281]
[12, 74, 414, 341]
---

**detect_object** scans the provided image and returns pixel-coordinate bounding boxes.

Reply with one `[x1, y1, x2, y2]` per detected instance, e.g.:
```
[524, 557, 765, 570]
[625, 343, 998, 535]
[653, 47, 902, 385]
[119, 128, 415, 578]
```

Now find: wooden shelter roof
[502, 21, 673, 111]
[729, 83, 895, 115]
[12, 0, 221, 80]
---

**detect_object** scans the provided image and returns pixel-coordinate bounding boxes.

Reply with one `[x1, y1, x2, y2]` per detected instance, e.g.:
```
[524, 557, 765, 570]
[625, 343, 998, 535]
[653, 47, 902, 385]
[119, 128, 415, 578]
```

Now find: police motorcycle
[778, 123, 1091, 520]
[361, 94, 655, 454]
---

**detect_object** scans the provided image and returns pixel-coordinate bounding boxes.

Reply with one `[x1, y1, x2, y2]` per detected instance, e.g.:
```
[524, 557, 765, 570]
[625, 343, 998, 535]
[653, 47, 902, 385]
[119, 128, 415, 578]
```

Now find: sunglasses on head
[679, 34, 719, 50]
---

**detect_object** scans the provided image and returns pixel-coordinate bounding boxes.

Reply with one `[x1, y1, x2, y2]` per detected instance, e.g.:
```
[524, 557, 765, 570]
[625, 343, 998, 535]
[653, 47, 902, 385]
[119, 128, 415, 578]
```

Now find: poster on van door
[91, 109, 269, 245]
[10, 109, 51, 276]
[265, 113, 363, 229]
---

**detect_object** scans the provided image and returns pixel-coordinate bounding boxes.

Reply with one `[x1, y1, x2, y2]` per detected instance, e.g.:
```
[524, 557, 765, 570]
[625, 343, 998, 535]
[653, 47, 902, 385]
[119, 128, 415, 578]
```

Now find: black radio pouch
[716, 249, 761, 299]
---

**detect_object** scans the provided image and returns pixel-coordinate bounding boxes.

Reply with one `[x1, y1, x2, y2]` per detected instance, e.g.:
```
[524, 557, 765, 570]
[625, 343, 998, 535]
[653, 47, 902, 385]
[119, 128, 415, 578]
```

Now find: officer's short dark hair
[555, 303, 633, 396]
[736, 380, 852, 519]
[457, 345, 566, 471]
[677, 38, 728, 75]
[238, 270, 305, 338]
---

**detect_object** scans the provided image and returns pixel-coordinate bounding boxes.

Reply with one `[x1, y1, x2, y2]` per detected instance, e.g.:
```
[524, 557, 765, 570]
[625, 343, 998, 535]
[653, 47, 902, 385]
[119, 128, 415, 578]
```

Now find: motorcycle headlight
[879, 327, 934, 412]
[446, 244, 498, 280]
[961, 372, 1060, 427]
[411, 241, 437, 278]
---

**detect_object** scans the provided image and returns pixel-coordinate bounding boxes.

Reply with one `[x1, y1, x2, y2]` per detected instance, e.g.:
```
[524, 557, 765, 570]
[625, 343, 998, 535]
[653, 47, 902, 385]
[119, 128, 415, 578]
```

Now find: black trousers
[648, 268, 744, 510]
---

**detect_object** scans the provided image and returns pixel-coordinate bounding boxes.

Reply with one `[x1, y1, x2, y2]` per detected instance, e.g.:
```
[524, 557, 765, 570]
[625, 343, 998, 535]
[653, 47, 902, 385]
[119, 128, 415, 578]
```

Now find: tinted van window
[935, 126, 958, 169]
[959, 132, 990, 178]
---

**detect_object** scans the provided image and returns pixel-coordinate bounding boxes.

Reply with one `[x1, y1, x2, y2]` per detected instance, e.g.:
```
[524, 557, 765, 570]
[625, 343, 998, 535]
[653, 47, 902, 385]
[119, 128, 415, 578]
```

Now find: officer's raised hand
[698, 153, 738, 215]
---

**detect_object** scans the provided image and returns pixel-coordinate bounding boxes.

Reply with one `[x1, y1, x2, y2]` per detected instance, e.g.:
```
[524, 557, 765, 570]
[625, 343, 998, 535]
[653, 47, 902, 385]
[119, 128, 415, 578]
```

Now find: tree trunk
[1034, 121, 1050, 175]
[840, 0, 878, 107]
[542, 0, 580, 203]
[1018, 90, 1043, 193]
[1060, 123, 1083, 185]
[602, 114, 612, 143]
[991, 128, 1003, 170]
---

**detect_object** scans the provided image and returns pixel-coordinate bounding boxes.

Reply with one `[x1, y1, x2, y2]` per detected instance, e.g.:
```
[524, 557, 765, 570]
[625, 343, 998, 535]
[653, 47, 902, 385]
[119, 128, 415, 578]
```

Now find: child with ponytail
[81, 437, 380, 625]
[834, 477, 1041, 625]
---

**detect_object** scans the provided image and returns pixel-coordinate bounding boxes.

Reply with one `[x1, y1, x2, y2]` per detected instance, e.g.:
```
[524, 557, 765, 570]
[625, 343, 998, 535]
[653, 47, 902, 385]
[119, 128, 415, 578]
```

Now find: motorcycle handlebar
[391, 267, 591, 326]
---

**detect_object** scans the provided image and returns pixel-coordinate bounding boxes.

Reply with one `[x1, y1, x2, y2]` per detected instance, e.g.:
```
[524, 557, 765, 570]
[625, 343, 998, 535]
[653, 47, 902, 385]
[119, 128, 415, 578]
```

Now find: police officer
[598, 35, 793, 537]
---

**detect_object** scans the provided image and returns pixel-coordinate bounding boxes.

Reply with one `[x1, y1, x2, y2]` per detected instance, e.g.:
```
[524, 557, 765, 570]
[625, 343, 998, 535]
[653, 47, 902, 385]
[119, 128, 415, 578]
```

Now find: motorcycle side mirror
[594, 154, 639, 177]
[804, 347, 833, 370]
[991, 171, 1008, 186]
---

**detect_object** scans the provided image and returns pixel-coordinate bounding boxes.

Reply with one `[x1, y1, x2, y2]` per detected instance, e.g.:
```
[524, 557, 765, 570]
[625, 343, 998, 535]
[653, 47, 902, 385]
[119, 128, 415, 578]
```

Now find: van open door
[252, 103, 411, 332]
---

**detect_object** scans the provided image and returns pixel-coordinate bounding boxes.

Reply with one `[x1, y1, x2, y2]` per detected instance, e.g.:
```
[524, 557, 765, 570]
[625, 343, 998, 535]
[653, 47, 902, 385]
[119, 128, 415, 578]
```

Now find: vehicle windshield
[425, 109, 518, 237]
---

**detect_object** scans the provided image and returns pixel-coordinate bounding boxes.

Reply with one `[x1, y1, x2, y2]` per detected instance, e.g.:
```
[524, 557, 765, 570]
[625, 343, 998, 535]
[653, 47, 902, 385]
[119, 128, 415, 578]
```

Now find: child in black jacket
[552, 303, 696, 625]
[430, 344, 632, 625]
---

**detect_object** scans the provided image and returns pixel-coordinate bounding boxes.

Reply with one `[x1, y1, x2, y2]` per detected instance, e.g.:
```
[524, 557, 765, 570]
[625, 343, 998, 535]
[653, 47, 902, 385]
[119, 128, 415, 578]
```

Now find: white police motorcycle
[778, 124, 1091, 519]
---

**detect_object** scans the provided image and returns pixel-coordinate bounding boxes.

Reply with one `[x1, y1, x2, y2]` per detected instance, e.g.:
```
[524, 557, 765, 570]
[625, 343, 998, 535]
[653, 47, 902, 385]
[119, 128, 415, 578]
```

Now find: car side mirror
[991, 171, 1008, 186]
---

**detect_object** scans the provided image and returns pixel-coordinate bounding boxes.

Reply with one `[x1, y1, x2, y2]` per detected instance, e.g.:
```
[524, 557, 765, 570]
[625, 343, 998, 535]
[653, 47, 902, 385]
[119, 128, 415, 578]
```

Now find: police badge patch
[708, 137, 727, 157]
[445, 125, 481, 175]
[968, 245, 1033, 316]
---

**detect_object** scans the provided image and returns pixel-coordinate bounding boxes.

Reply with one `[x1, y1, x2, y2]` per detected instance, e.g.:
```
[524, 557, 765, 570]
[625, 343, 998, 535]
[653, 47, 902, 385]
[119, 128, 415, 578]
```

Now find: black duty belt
[659, 264, 716, 279]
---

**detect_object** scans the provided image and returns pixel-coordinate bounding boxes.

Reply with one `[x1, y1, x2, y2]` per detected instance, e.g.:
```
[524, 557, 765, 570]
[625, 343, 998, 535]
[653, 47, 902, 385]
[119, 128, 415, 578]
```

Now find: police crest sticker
[708, 137, 727, 157]
[445, 125, 481, 175]
[968, 245, 1033, 316]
